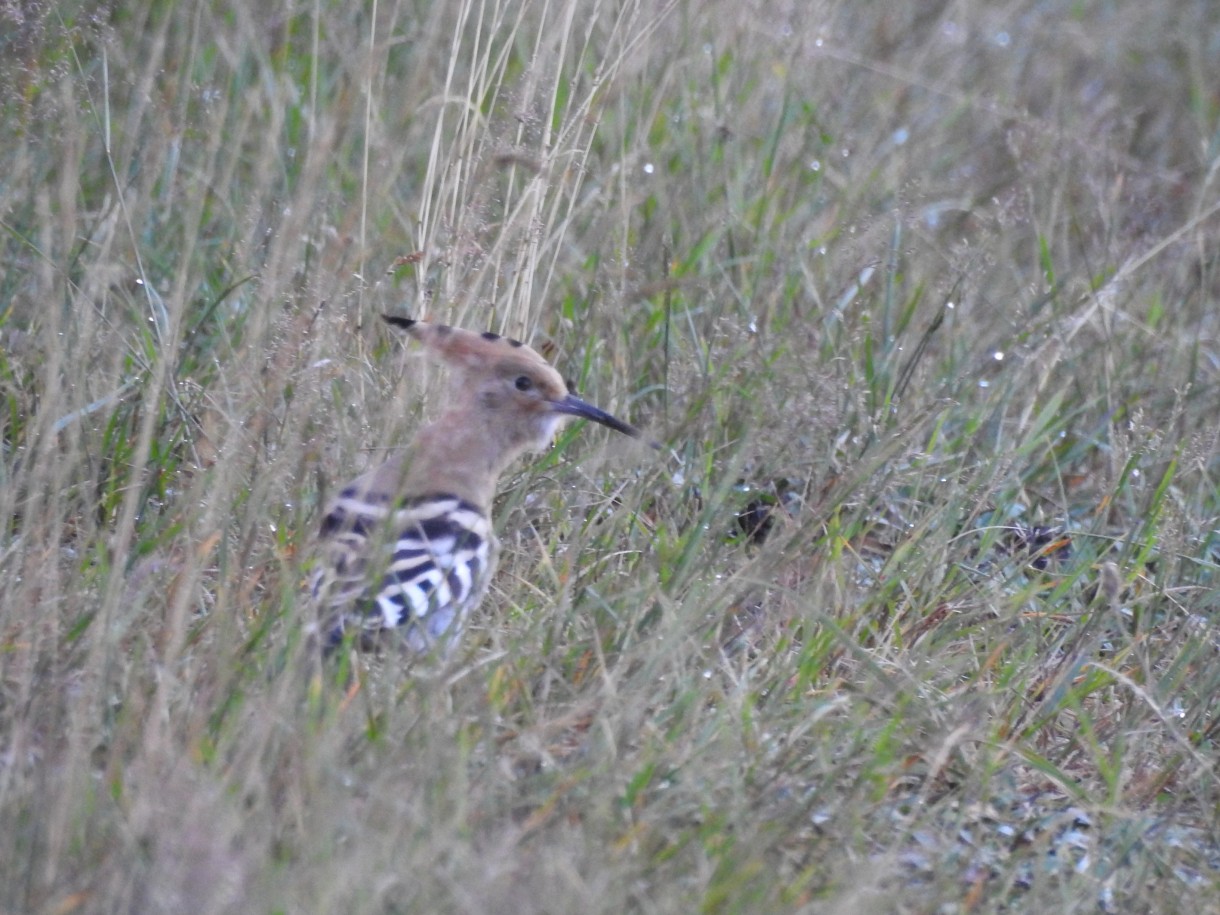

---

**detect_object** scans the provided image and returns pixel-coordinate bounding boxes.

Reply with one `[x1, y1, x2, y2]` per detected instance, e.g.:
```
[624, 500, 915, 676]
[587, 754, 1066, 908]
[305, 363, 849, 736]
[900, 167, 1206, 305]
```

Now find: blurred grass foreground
[2, 1, 1220, 912]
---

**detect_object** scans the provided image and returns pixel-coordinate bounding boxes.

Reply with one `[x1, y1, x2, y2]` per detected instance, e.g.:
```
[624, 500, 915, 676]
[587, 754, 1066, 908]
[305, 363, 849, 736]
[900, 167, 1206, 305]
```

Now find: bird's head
[383, 314, 640, 453]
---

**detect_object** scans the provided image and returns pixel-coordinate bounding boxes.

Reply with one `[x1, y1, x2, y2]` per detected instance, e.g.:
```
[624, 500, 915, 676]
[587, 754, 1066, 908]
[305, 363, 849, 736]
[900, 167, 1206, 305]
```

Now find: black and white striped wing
[312, 492, 496, 653]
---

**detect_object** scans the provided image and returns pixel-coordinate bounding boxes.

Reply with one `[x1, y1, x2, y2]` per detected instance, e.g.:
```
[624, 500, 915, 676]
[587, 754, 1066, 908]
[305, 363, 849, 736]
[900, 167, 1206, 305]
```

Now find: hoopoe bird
[309, 315, 640, 655]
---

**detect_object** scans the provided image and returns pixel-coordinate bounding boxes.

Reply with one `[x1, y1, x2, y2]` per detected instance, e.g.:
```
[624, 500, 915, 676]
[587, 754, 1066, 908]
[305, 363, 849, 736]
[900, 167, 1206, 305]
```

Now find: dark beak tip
[555, 394, 644, 440]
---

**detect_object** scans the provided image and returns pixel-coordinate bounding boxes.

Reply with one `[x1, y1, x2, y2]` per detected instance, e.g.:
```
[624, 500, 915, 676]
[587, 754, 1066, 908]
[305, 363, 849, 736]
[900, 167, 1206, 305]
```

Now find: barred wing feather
[312, 492, 496, 653]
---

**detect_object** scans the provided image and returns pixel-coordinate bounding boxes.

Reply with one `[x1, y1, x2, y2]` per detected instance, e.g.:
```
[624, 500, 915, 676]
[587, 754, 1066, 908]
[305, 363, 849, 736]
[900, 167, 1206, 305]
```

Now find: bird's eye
[514, 375, 533, 392]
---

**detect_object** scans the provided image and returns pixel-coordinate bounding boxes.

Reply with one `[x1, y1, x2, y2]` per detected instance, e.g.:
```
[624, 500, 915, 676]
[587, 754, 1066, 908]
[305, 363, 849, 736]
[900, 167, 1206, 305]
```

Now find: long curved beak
[550, 394, 640, 438]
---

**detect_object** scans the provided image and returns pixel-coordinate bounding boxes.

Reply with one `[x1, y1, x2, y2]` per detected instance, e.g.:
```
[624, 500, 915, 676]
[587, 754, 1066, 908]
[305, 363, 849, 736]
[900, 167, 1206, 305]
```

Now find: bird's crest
[382, 315, 545, 374]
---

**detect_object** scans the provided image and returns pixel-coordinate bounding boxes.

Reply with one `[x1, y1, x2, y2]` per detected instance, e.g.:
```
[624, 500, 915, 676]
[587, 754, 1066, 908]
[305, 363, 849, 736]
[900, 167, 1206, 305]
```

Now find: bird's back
[311, 475, 498, 654]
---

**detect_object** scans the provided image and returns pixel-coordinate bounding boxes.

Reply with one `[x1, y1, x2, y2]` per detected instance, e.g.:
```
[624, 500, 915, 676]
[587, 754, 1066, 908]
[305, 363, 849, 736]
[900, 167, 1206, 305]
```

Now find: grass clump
[2, 1, 1219, 912]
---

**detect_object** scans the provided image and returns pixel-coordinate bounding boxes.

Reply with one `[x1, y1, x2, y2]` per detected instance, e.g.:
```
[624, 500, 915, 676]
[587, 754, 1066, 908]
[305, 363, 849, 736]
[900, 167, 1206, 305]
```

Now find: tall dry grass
[2, 1, 1219, 911]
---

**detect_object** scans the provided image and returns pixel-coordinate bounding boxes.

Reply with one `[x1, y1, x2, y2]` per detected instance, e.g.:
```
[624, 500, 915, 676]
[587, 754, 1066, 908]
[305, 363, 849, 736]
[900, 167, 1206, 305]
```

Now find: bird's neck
[399, 408, 524, 513]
